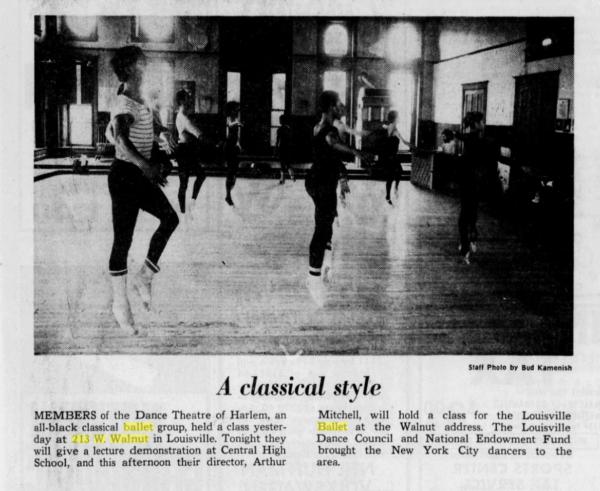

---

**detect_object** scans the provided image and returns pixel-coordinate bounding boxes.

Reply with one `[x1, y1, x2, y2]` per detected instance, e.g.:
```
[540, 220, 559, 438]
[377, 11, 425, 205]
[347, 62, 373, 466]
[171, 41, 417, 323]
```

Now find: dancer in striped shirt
[107, 46, 179, 334]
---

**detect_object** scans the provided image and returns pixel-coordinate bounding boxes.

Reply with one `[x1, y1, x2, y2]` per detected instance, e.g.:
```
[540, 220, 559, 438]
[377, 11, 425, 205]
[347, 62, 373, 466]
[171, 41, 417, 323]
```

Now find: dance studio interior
[33, 16, 574, 355]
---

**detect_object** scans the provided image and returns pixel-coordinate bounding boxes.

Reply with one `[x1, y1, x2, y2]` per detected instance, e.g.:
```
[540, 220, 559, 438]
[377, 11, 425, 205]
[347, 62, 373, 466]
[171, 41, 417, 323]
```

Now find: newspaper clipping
[2, 0, 599, 489]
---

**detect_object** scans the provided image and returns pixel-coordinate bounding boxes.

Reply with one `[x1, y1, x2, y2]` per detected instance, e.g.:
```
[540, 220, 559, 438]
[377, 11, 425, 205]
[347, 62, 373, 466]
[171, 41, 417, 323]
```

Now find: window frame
[60, 16, 99, 42]
[317, 20, 355, 117]
[319, 20, 353, 59]
[34, 16, 43, 37]
[270, 73, 287, 147]
[131, 16, 176, 44]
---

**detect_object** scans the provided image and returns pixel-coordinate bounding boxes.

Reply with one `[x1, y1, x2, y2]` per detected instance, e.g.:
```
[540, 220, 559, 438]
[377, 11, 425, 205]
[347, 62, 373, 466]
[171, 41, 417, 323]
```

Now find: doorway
[220, 18, 292, 155]
[513, 71, 560, 166]
[461, 81, 488, 131]
[56, 57, 97, 148]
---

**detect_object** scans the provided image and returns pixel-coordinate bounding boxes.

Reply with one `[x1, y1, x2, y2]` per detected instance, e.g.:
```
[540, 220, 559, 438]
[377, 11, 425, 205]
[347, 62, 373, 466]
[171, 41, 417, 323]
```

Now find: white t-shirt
[176, 111, 201, 143]
[438, 139, 458, 156]
[111, 95, 153, 161]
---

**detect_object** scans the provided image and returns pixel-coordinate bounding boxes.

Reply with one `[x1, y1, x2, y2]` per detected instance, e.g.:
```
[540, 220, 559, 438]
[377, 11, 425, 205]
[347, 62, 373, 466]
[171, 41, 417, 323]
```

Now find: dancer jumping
[223, 101, 243, 206]
[455, 112, 485, 264]
[107, 46, 179, 334]
[275, 113, 295, 184]
[175, 89, 208, 214]
[382, 110, 410, 205]
[306, 90, 373, 307]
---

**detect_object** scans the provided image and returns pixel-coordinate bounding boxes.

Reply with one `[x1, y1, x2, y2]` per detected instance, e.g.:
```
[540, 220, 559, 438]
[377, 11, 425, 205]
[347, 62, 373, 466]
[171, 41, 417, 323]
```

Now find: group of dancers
[105, 46, 483, 333]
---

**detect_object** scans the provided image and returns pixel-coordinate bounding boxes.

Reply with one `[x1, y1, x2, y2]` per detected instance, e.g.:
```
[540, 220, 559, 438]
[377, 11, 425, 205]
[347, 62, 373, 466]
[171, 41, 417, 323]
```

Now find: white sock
[111, 274, 137, 335]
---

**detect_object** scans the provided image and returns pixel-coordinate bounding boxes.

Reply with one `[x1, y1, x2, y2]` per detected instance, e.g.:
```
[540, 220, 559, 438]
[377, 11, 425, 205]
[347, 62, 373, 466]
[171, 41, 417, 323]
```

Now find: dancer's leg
[128, 175, 179, 310]
[192, 166, 206, 200]
[305, 176, 337, 306]
[178, 172, 189, 213]
[108, 161, 142, 333]
[225, 150, 239, 206]
[385, 179, 393, 203]
[138, 178, 179, 268]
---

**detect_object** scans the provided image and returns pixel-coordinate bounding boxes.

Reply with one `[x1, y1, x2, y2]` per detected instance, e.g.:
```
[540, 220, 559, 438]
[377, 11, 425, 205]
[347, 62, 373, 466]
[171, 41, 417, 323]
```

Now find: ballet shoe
[133, 262, 156, 311]
[322, 250, 333, 285]
[225, 196, 235, 207]
[306, 274, 326, 308]
[111, 275, 137, 335]
[112, 302, 137, 335]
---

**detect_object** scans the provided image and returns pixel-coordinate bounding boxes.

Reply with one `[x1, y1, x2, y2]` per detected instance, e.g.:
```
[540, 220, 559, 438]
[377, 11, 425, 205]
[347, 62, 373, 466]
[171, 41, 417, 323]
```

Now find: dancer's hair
[110, 46, 145, 83]
[317, 90, 339, 114]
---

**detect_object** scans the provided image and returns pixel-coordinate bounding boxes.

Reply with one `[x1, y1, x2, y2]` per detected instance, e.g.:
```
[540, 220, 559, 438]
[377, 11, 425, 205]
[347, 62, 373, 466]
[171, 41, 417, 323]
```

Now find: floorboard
[34, 174, 572, 355]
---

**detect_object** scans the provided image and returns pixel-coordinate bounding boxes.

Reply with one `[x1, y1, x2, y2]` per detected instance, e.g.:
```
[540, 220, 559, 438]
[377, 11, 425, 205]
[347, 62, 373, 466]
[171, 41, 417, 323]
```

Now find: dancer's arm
[235, 120, 243, 152]
[158, 132, 177, 154]
[326, 129, 374, 165]
[339, 176, 351, 207]
[108, 115, 174, 154]
[153, 111, 177, 154]
[388, 125, 417, 152]
[107, 113, 175, 157]
[181, 113, 203, 140]
[326, 128, 374, 205]
[112, 114, 165, 186]
[152, 111, 169, 137]
[346, 127, 370, 138]
[105, 120, 115, 144]
[454, 130, 467, 141]
[338, 121, 370, 138]
[227, 117, 243, 152]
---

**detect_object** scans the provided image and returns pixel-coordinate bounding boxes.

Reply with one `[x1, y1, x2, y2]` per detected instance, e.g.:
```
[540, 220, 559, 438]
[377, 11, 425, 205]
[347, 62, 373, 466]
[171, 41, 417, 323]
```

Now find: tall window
[34, 16, 43, 36]
[323, 23, 349, 56]
[61, 16, 98, 41]
[385, 22, 421, 65]
[60, 61, 95, 147]
[321, 22, 351, 121]
[323, 71, 347, 106]
[69, 104, 93, 146]
[132, 17, 175, 43]
[226, 72, 241, 103]
[270, 73, 286, 146]
[388, 70, 415, 148]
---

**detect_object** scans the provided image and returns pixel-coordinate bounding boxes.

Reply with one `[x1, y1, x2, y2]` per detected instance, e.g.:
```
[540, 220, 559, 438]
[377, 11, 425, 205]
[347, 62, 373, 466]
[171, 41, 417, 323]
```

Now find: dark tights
[108, 160, 179, 275]
[225, 148, 240, 199]
[385, 161, 402, 200]
[177, 143, 206, 213]
[178, 170, 206, 213]
[306, 174, 337, 270]
[458, 177, 479, 256]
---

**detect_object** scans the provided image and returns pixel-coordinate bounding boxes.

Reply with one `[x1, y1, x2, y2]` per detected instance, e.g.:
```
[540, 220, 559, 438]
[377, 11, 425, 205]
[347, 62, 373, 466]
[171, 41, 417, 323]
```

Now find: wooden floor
[34, 174, 572, 355]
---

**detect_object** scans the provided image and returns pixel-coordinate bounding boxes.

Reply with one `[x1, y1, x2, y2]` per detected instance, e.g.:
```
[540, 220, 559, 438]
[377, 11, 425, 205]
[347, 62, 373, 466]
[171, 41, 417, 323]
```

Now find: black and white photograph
[33, 15, 574, 356]
[5, 2, 600, 490]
